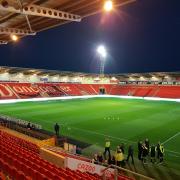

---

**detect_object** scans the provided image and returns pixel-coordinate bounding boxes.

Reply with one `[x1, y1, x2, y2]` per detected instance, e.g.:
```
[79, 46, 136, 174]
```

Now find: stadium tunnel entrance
[99, 87, 106, 94]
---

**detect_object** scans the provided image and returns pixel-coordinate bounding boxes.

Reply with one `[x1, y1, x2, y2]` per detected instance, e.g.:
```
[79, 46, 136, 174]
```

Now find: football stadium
[0, 0, 179, 180]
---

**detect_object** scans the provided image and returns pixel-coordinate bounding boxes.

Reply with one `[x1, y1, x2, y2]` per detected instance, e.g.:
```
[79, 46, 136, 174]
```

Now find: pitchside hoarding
[66, 157, 115, 177]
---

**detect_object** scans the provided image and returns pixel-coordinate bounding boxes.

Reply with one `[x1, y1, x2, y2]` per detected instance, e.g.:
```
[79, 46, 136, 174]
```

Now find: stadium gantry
[0, 0, 135, 44]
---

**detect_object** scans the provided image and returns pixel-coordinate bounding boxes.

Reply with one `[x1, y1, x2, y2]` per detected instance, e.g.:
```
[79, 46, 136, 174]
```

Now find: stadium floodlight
[10, 34, 18, 42]
[97, 45, 107, 59]
[97, 45, 107, 76]
[104, 0, 113, 12]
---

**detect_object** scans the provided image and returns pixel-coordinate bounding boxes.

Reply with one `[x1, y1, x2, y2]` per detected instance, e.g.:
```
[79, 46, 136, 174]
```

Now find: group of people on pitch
[93, 139, 130, 167]
[138, 139, 164, 164]
[93, 138, 165, 167]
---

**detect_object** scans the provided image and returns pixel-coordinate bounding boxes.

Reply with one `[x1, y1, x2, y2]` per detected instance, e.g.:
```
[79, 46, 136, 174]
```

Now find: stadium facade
[0, 66, 180, 84]
[0, 66, 180, 100]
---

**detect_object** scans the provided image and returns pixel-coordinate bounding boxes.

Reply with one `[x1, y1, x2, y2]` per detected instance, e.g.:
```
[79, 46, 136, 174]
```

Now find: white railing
[0, 114, 42, 129]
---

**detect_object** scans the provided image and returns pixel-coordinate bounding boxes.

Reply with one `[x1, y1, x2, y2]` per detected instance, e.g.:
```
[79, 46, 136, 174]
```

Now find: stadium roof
[0, 0, 135, 43]
[0, 66, 180, 79]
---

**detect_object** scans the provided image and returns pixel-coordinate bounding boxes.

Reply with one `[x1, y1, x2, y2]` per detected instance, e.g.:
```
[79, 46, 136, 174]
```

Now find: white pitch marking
[168, 154, 180, 158]
[166, 149, 180, 155]
[71, 126, 138, 144]
[162, 132, 180, 145]
[68, 126, 180, 156]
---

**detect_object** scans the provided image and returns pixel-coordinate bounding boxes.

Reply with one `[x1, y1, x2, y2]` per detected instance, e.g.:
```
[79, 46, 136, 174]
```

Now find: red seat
[16, 171, 26, 180]
[0, 171, 6, 180]
[36, 172, 49, 180]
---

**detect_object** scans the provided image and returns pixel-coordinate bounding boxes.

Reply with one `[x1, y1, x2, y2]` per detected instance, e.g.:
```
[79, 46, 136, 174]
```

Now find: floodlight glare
[97, 45, 107, 76]
[97, 45, 107, 58]
[11, 34, 18, 42]
[104, 0, 113, 12]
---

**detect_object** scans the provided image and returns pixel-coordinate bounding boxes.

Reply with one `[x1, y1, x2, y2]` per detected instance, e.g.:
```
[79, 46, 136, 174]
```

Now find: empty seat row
[0, 131, 101, 180]
[0, 131, 39, 154]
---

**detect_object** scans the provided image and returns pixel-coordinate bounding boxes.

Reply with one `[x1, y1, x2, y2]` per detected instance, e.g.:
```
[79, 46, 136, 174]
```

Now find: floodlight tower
[97, 45, 107, 76]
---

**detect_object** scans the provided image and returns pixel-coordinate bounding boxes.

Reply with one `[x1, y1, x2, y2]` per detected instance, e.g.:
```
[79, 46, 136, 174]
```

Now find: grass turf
[0, 97, 179, 171]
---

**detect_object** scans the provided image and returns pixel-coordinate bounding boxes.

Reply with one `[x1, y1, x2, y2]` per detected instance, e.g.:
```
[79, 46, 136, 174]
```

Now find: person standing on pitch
[150, 144, 156, 163]
[145, 138, 150, 155]
[54, 123, 60, 136]
[138, 140, 143, 160]
[115, 149, 125, 167]
[103, 138, 111, 160]
[120, 143, 125, 154]
[126, 145, 134, 164]
[157, 142, 164, 163]
[142, 143, 148, 164]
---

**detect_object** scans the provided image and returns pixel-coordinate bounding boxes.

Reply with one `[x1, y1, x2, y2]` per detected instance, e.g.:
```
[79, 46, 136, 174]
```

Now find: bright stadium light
[11, 34, 18, 42]
[97, 45, 107, 76]
[97, 45, 107, 59]
[104, 0, 113, 12]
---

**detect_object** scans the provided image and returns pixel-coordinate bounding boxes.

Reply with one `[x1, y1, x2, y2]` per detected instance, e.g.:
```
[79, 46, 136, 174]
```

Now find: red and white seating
[0, 82, 180, 99]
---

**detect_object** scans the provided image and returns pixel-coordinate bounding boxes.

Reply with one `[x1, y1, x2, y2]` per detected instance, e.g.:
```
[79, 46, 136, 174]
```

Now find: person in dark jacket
[126, 145, 134, 164]
[97, 152, 103, 163]
[27, 122, 31, 130]
[120, 143, 125, 154]
[54, 123, 60, 136]
[145, 138, 150, 154]
[108, 155, 116, 165]
[138, 141, 143, 160]
[76, 146, 82, 155]
[150, 144, 156, 163]
[142, 143, 148, 164]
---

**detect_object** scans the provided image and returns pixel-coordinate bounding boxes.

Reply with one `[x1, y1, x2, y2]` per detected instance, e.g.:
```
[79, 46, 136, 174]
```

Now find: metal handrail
[102, 164, 155, 180]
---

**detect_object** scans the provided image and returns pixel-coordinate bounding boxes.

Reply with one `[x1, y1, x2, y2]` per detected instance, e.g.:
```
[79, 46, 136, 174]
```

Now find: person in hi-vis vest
[103, 138, 111, 160]
[157, 142, 164, 163]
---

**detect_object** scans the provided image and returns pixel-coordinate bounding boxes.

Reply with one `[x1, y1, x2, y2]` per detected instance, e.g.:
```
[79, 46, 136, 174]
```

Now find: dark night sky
[0, 0, 180, 74]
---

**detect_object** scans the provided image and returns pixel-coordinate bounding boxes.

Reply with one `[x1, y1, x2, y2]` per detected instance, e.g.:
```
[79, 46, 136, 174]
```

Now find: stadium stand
[57, 84, 83, 96]
[109, 85, 180, 98]
[155, 86, 180, 98]
[1, 131, 39, 154]
[0, 130, 103, 180]
[1, 83, 180, 99]
[0, 129, 134, 180]
[110, 85, 133, 96]
[75, 84, 97, 95]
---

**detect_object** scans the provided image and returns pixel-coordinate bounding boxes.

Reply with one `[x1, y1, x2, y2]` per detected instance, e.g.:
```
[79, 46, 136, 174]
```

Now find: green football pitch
[0, 97, 179, 171]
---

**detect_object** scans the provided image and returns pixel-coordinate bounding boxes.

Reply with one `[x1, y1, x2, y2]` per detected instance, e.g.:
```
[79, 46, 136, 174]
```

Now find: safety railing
[102, 164, 155, 180]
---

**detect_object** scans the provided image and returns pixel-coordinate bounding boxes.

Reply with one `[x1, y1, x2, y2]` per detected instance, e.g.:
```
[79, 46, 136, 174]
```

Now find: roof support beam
[16, 0, 33, 32]
[0, 27, 36, 35]
[0, 3, 82, 22]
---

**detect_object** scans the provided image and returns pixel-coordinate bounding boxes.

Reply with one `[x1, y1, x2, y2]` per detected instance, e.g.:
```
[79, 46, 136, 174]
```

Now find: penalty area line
[162, 132, 180, 145]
